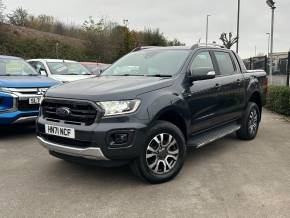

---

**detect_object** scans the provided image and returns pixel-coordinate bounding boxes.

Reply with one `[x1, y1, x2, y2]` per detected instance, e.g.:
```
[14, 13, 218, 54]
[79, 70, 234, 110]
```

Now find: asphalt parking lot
[0, 109, 290, 218]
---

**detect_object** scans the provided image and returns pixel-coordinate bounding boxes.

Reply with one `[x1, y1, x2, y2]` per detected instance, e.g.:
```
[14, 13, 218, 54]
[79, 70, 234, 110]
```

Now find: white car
[27, 59, 95, 83]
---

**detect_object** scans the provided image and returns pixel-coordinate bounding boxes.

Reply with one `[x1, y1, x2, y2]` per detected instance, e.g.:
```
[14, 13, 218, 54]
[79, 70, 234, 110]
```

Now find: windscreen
[83, 64, 101, 73]
[0, 58, 39, 76]
[47, 62, 92, 75]
[102, 49, 190, 77]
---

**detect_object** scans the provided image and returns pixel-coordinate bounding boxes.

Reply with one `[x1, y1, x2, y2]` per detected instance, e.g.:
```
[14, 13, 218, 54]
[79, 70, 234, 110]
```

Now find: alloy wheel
[248, 108, 258, 136]
[145, 133, 179, 175]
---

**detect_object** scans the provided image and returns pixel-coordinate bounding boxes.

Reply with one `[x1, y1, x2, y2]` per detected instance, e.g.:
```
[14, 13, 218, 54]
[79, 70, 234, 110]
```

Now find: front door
[185, 50, 220, 133]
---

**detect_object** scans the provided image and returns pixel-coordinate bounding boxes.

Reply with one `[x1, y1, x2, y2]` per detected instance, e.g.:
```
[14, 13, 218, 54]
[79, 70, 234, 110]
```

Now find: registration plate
[29, 97, 40, 105]
[45, 124, 75, 139]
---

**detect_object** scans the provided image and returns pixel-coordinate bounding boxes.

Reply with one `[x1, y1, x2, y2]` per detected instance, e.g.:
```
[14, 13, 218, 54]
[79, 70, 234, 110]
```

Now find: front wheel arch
[152, 107, 189, 141]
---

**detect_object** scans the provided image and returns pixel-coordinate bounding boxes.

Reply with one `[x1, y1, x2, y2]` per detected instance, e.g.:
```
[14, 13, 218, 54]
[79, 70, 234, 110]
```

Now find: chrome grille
[7, 88, 48, 111]
[18, 99, 40, 111]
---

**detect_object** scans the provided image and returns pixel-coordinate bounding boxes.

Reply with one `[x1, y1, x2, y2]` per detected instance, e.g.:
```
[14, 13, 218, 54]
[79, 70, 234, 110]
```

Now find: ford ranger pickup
[36, 44, 268, 183]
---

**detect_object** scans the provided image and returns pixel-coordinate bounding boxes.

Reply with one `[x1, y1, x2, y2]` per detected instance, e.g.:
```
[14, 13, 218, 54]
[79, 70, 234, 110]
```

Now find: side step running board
[187, 123, 241, 148]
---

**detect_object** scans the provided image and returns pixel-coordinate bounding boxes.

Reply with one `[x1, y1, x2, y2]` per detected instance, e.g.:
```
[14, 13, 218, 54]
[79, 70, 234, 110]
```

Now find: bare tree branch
[219, 32, 238, 49]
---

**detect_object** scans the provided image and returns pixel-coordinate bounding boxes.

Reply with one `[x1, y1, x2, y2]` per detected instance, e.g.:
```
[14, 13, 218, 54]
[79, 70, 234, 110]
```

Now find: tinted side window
[29, 61, 37, 69]
[214, 52, 235, 75]
[190, 51, 214, 72]
[34, 62, 45, 72]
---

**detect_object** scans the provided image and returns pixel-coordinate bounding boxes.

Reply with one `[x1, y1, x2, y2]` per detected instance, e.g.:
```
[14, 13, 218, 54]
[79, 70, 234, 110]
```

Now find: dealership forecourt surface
[0, 109, 289, 217]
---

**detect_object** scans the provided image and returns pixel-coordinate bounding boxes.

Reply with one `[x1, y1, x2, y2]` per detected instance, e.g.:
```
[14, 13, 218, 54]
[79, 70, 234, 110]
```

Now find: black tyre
[237, 102, 260, 140]
[130, 121, 186, 184]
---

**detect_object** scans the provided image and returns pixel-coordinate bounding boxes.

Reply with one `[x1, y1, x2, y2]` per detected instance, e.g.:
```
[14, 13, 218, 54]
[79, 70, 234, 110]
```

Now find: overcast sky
[3, 0, 290, 58]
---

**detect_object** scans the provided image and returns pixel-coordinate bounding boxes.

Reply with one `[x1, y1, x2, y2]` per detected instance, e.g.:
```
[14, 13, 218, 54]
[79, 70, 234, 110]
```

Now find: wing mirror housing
[189, 69, 216, 82]
[39, 68, 47, 76]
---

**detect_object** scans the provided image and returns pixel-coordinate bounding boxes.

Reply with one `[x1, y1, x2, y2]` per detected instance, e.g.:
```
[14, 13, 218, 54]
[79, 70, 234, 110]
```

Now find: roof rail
[191, 43, 225, 50]
[131, 46, 162, 52]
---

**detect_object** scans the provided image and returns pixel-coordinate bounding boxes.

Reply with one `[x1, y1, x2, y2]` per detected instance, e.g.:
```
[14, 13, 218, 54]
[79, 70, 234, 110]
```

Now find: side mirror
[39, 69, 47, 76]
[190, 68, 216, 82]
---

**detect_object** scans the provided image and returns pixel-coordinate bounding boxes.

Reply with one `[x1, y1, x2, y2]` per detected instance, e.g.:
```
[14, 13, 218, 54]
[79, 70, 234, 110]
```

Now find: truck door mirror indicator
[190, 68, 216, 82]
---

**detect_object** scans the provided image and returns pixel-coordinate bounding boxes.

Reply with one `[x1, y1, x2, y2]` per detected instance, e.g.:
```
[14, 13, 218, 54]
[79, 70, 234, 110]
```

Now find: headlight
[0, 88, 17, 112]
[97, 99, 141, 117]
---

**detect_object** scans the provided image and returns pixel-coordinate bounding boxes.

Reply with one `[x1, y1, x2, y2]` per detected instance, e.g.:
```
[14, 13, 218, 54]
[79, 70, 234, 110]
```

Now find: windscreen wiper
[146, 74, 172, 78]
[117, 74, 145, 76]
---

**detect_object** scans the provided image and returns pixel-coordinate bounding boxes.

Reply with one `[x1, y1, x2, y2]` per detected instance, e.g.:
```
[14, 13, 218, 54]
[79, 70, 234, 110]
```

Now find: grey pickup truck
[36, 44, 268, 183]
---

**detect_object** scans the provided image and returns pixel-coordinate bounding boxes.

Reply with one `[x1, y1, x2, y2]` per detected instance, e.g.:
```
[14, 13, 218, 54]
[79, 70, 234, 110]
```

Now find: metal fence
[243, 52, 290, 86]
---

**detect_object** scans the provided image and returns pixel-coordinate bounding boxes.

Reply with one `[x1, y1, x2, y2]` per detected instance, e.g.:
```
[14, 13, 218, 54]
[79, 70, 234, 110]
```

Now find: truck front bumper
[37, 136, 108, 160]
[36, 117, 148, 163]
[0, 110, 38, 125]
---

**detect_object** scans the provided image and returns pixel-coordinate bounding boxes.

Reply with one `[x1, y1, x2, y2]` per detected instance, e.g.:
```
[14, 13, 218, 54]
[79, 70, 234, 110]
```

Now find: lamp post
[123, 19, 129, 53]
[287, 51, 290, 87]
[266, 0, 276, 85]
[236, 0, 241, 53]
[55, 42, 59, 59]
[123, 19, 129, 28]
[206, 14, 210, 45]
[266, 33, 270, 74]
[266, 33, 270, 56]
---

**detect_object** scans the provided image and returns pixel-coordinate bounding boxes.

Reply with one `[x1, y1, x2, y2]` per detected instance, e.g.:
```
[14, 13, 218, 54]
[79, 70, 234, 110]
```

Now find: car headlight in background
[0, 88, 17, 112]
[97, 100, 141, 117]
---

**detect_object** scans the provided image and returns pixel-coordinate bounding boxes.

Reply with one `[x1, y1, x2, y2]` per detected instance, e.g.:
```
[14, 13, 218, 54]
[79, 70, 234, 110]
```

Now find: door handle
[236, 79, 242, 86]
[215, 83, 221, 90]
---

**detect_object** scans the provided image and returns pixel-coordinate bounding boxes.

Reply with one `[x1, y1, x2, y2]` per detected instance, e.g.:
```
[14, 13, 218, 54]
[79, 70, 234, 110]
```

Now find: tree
[82, 16, 104, 33]
[7, 7, 28, 26]
[219, 32, 238, 49]
[167, 38, 185, 46]
[0, 0, 5, 23]
[141, 28, 167, 46]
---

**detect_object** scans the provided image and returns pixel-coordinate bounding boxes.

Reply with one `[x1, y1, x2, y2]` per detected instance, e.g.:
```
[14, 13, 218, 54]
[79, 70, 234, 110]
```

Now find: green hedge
[0, 31, 91, 61]
[266, 86, 290, 116]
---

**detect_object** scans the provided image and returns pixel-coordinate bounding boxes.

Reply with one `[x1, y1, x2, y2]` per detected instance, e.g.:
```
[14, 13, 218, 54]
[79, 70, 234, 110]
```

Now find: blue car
[0, 55, 60, 125]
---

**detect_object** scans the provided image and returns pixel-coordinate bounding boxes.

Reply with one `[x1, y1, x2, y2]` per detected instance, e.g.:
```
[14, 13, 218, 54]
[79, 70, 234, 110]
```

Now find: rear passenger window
[214, 52, 236, 75]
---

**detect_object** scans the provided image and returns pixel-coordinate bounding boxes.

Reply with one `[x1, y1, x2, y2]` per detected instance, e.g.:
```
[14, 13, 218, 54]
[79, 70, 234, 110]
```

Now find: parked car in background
[80, 62, 111, 76]
[28, 59, 95, 83]
[0, 56, 60, 125]
[37, 45, 268, 183]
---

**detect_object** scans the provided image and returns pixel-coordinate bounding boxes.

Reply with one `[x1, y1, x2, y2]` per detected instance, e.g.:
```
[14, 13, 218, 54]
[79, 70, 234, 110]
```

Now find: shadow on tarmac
[0, 122, 36, 139]
[41, 134, 239, 186]
[0, 121, 240, 185]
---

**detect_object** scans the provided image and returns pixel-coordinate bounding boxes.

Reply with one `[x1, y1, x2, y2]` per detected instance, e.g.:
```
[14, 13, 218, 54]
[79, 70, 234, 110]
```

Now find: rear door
[212, 50, 245, 123]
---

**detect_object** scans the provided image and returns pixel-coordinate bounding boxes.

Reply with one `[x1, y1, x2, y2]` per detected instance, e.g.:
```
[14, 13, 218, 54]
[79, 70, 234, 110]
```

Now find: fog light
[107, 130, 135, 148]
[113, 133, 128, 144]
